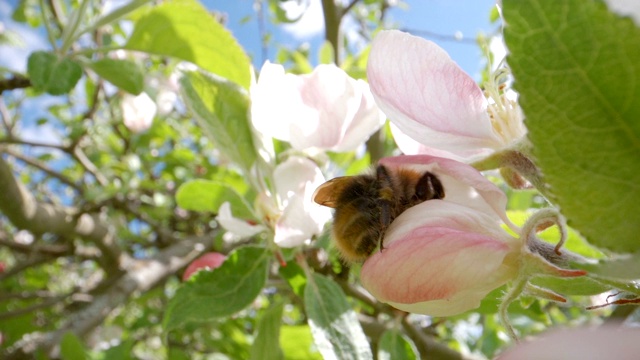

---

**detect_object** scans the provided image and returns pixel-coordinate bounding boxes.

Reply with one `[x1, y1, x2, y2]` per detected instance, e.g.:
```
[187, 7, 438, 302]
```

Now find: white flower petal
[122, 92, 156, 133]
[217, 202, 266, 238]
[273, 157, 331, 247]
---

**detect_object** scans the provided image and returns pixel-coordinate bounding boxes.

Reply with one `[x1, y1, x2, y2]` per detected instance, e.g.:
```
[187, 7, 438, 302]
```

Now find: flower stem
[499, 276, 528, 342]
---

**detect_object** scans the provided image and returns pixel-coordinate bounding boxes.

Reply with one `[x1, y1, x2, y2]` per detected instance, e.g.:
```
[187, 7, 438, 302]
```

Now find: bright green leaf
[60, 331, 87, 360]
[503, 0, 640, 253]
[27, 51, 82, 95]
[125, 0, 250, 88]
[280, 326, 322, 360]
[175, 179, 255, 220]
[378, 329, 418, 360]
[88, 58, 144, 95]
[319, 40, 335, 64]
[180, 70, 257, 172]
[163, 246, 269, 332]
[279, 262, 307, 299]
[250, 302, 285, 360]
[304, 273, 373, 360]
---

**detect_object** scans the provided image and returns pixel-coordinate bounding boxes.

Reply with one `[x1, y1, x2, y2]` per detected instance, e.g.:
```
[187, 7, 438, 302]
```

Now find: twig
[0, 137, 68, 151]
[0, 76, 31, 94]
[0, 95, 14, 134]
[1, 146, 81, 192]
[0, 294, 69, 321]
[341, 0, 360, 16]
[72, 146, 109, 186]
[0, 233, 69, 256]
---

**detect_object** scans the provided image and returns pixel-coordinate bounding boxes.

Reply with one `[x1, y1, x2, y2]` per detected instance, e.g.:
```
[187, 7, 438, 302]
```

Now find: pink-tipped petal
[361, 226, 516, 316]
[367, 30, 502, 156]
[390, 122, 491, 161]
[379, 155, 519, 232]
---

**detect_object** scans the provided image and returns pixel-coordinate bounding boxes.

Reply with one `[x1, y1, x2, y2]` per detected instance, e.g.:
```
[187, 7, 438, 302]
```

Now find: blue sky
[0, 0, 498, 77]
[206, 0, 499, 79]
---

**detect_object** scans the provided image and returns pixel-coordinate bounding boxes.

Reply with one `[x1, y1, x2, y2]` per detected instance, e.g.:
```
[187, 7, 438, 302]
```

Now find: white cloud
[0, 15, 49, 73]
[605, 0, 640, 25]
[281, 0, 325, 40]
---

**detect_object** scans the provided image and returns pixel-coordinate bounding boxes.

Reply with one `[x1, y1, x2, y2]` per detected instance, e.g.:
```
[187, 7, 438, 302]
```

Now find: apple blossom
[251, 61, 385, 152]
[182, 252, 226, 281]
[121, 92, 157, 133]
[216, 156, 331, 248]
[360, 155, 521, 316]
[272, 156, 332, 247]
[367, 30, 525, 161]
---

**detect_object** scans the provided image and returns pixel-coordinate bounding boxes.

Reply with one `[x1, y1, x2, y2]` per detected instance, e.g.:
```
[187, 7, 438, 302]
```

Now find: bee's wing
[312, 177, 352, 208]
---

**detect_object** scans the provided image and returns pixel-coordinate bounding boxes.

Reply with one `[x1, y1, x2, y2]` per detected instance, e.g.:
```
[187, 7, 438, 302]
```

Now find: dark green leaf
[27, 51, 83, 95]
[378, 329, 418, 360]
[180, 70, 257, 172]
[503, 0, 640, 253]
[163, 246, 269, 332]
[125, 0, 250, 88]
[60, 332, 87, 360]
[88, 58, 144, 95]
[175, 179, 255, 220]
[250, 302, 285, 360]
[304, 273, 372, 360]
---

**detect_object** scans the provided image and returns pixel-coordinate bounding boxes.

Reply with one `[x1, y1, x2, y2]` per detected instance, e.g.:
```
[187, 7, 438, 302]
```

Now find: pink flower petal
[390, 122, 492, 161]
[252, 62, 383, 152]
[367, 30, 502, 156]
[183, 252, 226, 281]
[499, 326, 640, 359]
[361, 226, 517, 316]
[379, 155, 519, 232]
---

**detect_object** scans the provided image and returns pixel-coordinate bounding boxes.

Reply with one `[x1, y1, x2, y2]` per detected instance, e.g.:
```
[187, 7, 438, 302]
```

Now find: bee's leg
[415, 171, 445, 201]
[377, 199, 392, 252]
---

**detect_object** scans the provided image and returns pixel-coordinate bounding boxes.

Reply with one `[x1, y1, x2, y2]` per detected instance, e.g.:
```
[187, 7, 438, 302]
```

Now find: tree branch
[0, 155, 120, 268]
[0, 76, 31, 94]
[1, 147, 80, 192]
[2, 233, 214, 359]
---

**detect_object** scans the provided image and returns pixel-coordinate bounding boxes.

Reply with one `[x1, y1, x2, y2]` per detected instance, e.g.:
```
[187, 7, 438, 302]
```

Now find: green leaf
[180, 70, 257, 172]
[577, 253, 640, 280]
[125, 0, 250, 88]
[87, 58, 144, 95]
[163, 246, 269, 332]
[175, 179, 255, 220]
[503, 0, 640, 253]
[27, 51, 82, 95]
[92, 339, 134, 360]
[280, 325, 323, 359]
[60, 332, 87, 360]
[530, 275, 611, 296]
[250, 302, 285, 360]
[378, 329, 418, 360]
[318, 40, 335, 64]
[304, 273, 373, 360]
[278, 262, 307, 299]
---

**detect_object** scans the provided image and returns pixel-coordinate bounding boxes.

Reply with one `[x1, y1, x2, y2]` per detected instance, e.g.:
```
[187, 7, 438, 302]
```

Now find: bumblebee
[313, 164, 445, 263]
